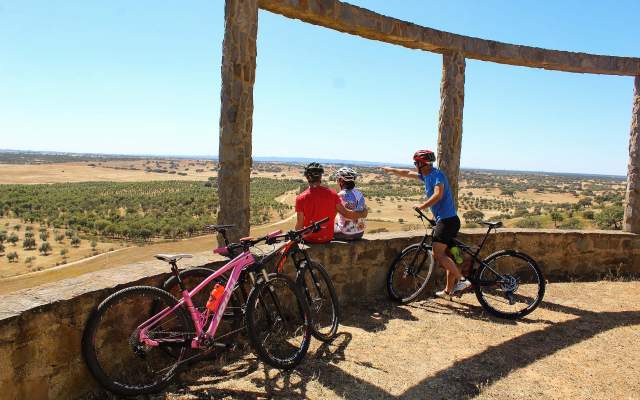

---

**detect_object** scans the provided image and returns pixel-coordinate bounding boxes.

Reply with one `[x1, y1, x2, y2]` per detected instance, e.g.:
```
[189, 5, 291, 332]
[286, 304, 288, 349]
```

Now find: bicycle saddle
[479, 221, 503, 228]
[155, 254, 193, 263]
[204, 224, 235, 230]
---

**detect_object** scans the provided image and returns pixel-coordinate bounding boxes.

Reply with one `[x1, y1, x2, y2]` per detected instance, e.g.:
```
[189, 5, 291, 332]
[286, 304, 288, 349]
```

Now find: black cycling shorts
[432, 216, 460, 246]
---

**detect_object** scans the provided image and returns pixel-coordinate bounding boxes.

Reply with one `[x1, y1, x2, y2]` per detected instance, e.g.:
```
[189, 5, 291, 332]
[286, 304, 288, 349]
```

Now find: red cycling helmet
[413, 150, 436, 164]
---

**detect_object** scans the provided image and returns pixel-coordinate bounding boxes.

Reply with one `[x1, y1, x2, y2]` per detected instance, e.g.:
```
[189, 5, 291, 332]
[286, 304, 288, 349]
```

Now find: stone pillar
[217, 0, 258, 244]
[624, 76, 640, 233]
[436, 51, 465, 207]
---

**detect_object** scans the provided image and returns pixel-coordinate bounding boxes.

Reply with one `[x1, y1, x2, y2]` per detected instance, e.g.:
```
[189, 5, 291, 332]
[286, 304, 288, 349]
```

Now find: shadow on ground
[153, 296, 640, 400]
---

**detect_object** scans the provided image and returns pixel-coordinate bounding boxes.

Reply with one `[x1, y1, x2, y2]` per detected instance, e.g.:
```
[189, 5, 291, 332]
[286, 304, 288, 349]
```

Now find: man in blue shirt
[383, 150, 470, 298]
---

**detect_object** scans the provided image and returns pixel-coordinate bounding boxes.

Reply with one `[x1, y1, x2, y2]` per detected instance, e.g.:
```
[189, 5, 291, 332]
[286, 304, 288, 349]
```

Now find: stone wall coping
[0, 229, 637, 323]
[258, 0, 640, 76]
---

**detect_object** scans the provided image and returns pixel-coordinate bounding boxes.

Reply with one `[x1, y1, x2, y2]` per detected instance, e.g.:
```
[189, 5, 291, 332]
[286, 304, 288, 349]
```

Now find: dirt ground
[141, 281, 640, 400]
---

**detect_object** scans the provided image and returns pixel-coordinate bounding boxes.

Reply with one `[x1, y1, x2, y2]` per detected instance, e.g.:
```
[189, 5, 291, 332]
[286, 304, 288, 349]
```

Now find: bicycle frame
[137, 250, 256, 350]
[415, 218, 508, 287]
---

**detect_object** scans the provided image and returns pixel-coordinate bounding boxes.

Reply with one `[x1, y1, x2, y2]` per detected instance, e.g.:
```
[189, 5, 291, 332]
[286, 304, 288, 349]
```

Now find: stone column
[217, 0, 258, 243]
[624, 76, 640, 233]
[436, 51, 466, 207]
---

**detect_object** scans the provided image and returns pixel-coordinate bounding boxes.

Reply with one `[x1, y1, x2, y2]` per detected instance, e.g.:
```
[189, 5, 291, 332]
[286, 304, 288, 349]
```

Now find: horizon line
[0, 148, 627, 179]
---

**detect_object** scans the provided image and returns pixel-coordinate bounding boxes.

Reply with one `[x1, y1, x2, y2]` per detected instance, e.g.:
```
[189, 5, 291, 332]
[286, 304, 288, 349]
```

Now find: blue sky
[1, 1, 638, 175]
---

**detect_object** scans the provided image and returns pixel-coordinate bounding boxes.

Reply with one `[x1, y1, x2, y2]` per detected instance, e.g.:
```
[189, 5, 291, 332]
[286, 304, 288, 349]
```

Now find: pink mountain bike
[82, 227, 316, 396]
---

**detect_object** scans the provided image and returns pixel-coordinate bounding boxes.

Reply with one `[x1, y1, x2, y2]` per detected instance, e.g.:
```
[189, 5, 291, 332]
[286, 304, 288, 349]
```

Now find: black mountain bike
[387, 207, 545, 319]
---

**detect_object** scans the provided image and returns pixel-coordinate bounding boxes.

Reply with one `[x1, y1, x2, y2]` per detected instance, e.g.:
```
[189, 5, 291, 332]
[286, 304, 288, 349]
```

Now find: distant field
[0, 156, 627, 288]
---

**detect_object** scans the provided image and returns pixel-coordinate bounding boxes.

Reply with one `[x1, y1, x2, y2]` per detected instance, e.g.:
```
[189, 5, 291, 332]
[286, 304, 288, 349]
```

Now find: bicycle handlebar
[413, 207, 436, 226]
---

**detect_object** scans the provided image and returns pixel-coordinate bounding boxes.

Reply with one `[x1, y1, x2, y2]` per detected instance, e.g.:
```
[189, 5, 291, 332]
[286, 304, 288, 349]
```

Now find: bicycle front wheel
[245, 274, 311, 370]
[82, 286, 192, 396]
[387, 244, 435, 304]
[474, 250, 545, 319]
[297, 261, 340, 342]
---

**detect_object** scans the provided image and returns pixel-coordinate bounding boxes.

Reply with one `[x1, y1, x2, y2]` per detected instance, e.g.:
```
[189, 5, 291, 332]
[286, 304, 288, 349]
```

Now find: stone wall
[1, 230, 638, 399]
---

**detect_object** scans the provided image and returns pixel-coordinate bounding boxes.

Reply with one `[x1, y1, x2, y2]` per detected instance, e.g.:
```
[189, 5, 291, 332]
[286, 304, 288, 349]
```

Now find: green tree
[23, 237, 36, 250]
[25, 256, 36, 267]
[7, 251, 18, 262]
[0, 243, 4, 254]
[55, 233, 65, 243]
[0, 230, 6, 243]
[550, 211, 564, 228]
[24, 231, 34, 239]
[39, 231, 49, 241]
[90, 240, 98, 252]
[39, 242, 52, 255]
[595, 206, 624, 230]
[582, 210, 595, 220]
[463, 210, 485, 223]
[7, 233, 19, 246]
[71, 236, 81, 247]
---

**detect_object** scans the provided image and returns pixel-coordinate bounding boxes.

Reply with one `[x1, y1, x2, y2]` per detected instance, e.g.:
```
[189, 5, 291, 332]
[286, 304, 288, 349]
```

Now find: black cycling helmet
[304, 162, 324, 178]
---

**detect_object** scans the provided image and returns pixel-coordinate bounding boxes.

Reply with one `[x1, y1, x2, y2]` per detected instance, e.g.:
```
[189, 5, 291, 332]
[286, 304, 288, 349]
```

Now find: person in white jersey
[333, 167, 367, 241]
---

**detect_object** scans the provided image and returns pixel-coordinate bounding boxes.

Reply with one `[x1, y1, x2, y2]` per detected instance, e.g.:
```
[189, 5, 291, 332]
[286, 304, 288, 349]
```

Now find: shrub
[0, 230, 6, 243]
[7, 233, 19, 246]
[463, 210, 485, 223]
[559, 218, 582, 230]
[25, 256, 36, 266]
[39, 242, 52, 255]
[595, 206, 624, 230]
[7, 251, 18, 262]
[39, 231, 49, 241]
[23, 237, 36, 250]
[71, 237, 81, 247]
[515, 217, 542, 229]
[582, 210, 595, 220]
[0, 243, 4, 254]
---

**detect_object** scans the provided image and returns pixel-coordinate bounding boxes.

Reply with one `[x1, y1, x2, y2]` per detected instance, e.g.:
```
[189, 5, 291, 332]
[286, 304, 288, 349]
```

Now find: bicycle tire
[245, 273, 311, 370]
[82, 286, 192, 396]
[296, 261, 340, 342]
[474, 250, 545, 319]
[161, 267, 244, 354]
[386, 243, 435, 304]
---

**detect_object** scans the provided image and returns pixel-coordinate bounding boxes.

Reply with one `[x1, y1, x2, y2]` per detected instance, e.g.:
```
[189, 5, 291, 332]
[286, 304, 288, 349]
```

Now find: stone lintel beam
[217, 0, 259, 243]
[437, 51, 465, 207]
[258, 0, 640, 76]
[624, 76, 640, 233]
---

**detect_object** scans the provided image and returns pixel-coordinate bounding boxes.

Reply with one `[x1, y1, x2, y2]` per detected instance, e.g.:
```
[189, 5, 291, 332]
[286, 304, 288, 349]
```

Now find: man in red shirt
[295, 163, 368, 243]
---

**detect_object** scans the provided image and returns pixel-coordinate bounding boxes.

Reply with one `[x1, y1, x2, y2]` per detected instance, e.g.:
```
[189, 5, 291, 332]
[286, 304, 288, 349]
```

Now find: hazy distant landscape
[0, 150, 626, 281]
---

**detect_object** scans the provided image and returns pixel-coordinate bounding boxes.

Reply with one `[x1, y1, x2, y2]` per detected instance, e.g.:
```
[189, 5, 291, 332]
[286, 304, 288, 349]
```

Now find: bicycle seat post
[169, 261, 186, 292]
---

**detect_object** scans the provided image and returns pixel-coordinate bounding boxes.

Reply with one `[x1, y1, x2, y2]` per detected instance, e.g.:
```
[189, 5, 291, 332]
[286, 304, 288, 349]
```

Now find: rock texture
[217, 0, 259, 243]
[437, 51, 465, 206]
[258, 0, 640, 76]
[624, 76, 640, 233]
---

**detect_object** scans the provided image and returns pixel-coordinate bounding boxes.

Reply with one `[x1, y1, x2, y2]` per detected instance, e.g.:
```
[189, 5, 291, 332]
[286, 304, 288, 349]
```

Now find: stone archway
[217, 0, 640, 240]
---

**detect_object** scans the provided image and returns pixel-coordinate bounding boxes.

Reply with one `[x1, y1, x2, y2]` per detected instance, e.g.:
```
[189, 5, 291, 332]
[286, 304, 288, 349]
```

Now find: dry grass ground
[145, 281, 640, 400]
[0, 218, 119, 279]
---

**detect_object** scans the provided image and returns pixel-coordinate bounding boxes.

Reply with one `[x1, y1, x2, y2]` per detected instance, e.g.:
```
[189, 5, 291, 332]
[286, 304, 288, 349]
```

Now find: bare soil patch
[145, 281, 640, 400]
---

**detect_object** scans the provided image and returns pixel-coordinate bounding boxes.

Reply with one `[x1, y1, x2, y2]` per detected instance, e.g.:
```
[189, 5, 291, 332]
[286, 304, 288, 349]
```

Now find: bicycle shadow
[174, 332, 354, 399]
[413, 297, 556, 326]
[338, 300, 419, 333]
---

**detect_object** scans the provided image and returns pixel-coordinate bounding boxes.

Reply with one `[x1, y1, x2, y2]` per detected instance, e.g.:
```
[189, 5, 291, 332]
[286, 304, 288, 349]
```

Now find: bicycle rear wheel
[245, 273, 311, 369]
[387, 244, 435, 304]
[82, 286, 192, 396]
[297, 261, 340, 342]
[474, 250, 545, 319]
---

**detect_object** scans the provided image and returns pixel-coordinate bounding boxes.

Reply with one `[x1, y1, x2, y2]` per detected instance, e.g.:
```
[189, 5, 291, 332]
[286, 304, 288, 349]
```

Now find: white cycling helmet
[335, 167, 358, 182]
